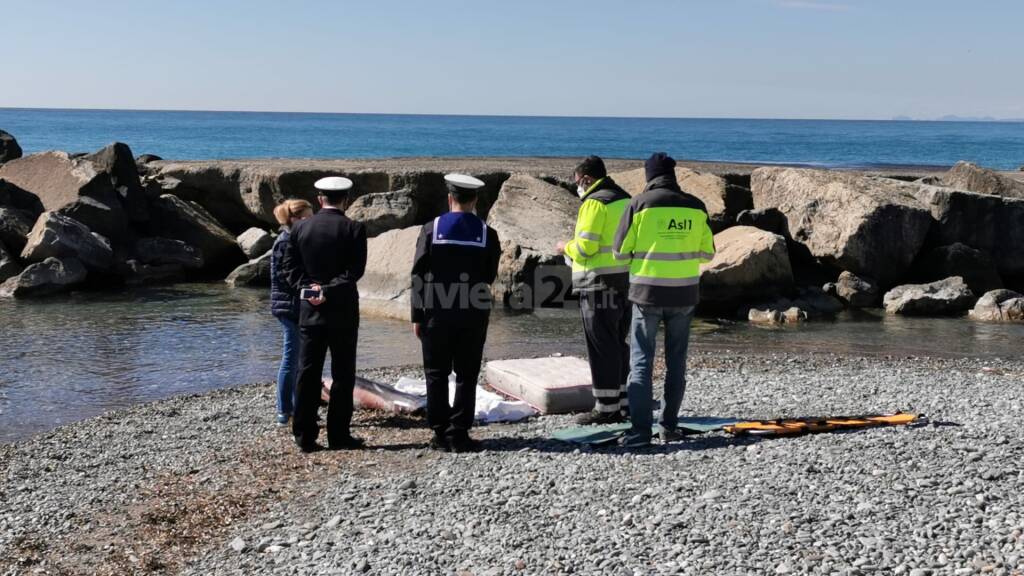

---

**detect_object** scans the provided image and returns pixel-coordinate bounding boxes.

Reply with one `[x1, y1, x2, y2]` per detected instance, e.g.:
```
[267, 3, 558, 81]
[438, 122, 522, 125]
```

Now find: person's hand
[555, 240, 567, 253]
[308, 283, 326, 306]
[412, 323, 422, 339]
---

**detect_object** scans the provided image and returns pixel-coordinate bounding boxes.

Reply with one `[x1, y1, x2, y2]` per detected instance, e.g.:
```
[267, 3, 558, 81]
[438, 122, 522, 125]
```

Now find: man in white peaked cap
[284, 176, 368, 452]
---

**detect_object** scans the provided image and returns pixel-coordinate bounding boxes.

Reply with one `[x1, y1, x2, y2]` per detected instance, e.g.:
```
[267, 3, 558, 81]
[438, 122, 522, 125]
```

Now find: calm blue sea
[1, 108, 1023, 169]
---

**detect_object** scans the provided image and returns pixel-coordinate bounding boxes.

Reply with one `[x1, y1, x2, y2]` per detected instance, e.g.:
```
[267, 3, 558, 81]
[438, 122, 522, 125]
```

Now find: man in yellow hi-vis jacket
[612, 152, 715, 447]
[556, 156, 632, 425]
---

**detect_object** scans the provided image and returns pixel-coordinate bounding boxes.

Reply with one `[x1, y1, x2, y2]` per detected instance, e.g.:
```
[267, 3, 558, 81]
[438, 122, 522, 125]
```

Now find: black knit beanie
[645, 152, 676, 182]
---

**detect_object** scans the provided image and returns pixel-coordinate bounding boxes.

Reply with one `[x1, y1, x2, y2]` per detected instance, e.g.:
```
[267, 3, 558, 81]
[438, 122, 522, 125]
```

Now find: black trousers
[292, 296, 359, 448]
[579, 288, 631, 414]
[421, 312, 489, 438]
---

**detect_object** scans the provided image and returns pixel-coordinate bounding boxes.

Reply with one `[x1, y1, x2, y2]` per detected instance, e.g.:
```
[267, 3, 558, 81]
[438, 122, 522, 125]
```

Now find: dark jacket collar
[644, 174, 682, 193]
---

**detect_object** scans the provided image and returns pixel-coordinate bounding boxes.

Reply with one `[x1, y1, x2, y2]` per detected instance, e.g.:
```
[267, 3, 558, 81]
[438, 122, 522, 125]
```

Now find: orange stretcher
[724, 412, 920, 437]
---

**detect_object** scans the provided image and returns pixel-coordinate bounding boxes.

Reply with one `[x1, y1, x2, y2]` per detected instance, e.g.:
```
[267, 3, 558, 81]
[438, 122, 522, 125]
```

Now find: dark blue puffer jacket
[270, 228, 299, 320]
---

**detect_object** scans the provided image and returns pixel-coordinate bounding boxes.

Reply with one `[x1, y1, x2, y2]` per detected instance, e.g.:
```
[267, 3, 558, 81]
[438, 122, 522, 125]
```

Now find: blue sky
[3, 0, 1021, 119]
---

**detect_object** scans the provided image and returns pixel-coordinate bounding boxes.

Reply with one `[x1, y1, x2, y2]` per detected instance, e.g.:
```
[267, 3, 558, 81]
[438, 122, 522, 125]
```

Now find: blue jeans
[276, 316, 300, 415]
[625, 303, 695, 443]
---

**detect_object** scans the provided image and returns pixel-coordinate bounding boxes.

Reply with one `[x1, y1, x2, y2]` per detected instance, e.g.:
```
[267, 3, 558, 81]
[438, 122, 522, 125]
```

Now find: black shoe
[659, 427, 684, 443]
[329, 435, 365, 450]
[449, 435, 482, 453]
[429, 434, 451, 452]
[575, 411, 625, 426]
[296, 440, 324, 453]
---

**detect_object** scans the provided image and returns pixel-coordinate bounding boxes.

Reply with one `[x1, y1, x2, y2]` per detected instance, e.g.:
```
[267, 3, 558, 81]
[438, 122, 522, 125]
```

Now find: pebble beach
[3, 351, 1022, 576]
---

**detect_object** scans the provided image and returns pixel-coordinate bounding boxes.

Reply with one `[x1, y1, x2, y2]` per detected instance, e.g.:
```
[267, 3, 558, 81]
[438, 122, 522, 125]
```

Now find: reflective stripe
[592, 388, 622, 398]
[596, 401, 622, 412]
[629, 275, 700, 287]
[634, 251, 714, 261]
[572, 265, 629, 281]
[613, 251, 632, 261]
[598, 246, 614, 254]
[578, 231, 601, 241]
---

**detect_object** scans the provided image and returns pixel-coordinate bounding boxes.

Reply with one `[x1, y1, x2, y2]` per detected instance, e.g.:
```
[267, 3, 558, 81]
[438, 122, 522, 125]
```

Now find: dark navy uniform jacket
[410, 211, 501, 324]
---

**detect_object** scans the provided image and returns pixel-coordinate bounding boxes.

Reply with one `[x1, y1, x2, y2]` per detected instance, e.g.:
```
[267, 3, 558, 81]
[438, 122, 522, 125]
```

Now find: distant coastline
[2, 108, 1022, 169]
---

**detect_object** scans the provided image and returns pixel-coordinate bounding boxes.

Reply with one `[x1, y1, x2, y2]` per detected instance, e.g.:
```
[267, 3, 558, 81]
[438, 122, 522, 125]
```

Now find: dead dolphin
[321, 377, 427, 415]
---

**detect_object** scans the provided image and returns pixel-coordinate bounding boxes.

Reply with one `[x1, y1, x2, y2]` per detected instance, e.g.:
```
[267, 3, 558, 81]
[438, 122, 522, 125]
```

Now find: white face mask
[576, 185, 587, 198]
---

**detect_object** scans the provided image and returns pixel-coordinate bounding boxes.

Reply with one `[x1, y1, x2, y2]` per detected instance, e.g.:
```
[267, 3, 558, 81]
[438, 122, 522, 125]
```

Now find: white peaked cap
[444, 173, 485, 190]
[314, 176, 354, 192]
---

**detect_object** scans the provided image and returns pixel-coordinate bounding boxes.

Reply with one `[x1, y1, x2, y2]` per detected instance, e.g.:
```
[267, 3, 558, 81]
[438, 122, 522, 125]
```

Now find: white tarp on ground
[393, 376, 537, 423]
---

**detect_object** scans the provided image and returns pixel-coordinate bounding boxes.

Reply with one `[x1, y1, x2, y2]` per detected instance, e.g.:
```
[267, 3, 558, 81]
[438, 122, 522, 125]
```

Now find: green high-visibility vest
[563, 178, 631, 292]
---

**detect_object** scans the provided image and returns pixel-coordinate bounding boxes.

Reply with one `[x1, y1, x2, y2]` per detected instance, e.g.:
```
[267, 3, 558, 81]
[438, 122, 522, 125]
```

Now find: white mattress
[484, 356, 595, 414]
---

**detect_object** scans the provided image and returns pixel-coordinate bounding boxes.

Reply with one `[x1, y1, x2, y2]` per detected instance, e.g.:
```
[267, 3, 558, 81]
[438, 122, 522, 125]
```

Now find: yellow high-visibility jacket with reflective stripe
[612, 176, 715, 306]
[563, 177, 631, 293]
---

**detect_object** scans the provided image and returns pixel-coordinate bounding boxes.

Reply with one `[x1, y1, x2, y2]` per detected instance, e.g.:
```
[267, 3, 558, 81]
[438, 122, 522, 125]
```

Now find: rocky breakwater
[0, 137, 245, 297]
[738, 162, 1024, 324]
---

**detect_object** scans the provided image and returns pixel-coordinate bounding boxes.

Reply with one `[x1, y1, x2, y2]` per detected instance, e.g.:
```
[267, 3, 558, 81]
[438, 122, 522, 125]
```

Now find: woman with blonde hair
[270, 198, 314, 425]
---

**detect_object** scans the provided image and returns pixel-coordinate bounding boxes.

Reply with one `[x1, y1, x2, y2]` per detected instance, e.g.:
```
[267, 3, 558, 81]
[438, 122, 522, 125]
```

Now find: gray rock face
[358, 225, 420, 320]
[750, 167, 933, 286]
[347, 188, 417, 237]
[487, 175, 576, 307]
[969, 289, 1024, 322]
[20, 212, 113, 272]
[236, 227, 274, 260]
[134, 237, 204, 269]
[0, 150, 131, 242]
[225, 250, 272, 288]
[910, 185, 1024, 281]
[883, 276, 977, 316]
[83, 142, 148, 223]
[914, 243, 1002, 295]
[0, 179, 44, 218]
[149, 194, 244, 272]
[0, 257, 87, 298]
[832, 271, 881, 308]
[610, 166, 753, 231]
[0, 130, 21, 164]
[940, 161, 1024, 199]
[699, 226, 794, 309]
[0, 206, 36, 254]
[735, 208, 787, 236]
[54, 195, 128, 242]
[0, 241, 23, 283]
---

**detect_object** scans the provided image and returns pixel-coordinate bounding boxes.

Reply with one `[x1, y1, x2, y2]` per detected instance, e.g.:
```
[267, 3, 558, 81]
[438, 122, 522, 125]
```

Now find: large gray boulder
[940, 161, 1024, 199]
[909, 185, 1024, 282]
[358, 225, 421, 319]
[0, 130, 21, 164]
[54, 194, 128, 242]
[609, 166, 753, 231]
[20, 212, 113, 272]
[969, 289, 1024, 323]
[0, 241, 22, 283]
[487, 175, 576, 308]
[347, 188, 418, 237]
[134, 237, 204, 269]
[0, 257, 87, 298]
[0, 150, 131, 242]
[149, 194, 245, 272]
[751, 167, 933, 286]
[225, 250, 272, 288]
[883, 276, 976, 316]
[0, 206, 36, 254]
[236, 227, 274, 260]
[82, 142, 148, 223]
[0, 179, 44, 218]
[913, 243, 1002, 295]
[699, 226, 794, 310]
[829, 271, 881, 308]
